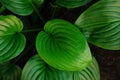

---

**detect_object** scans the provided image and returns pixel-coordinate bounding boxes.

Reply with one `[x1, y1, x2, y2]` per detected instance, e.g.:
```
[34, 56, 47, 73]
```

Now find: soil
[90, 44, 120, 80]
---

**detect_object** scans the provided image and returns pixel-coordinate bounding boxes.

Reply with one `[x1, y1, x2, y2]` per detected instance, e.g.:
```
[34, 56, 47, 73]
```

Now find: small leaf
[0, 15, 26, 62]
[0, 62, 22, 80]
[0, 0, 44, 16]
[75, 0, 120, 50]
[36, 19, 92, 71]
[56, 0, 91, 8]
[21, 55, 73, 80]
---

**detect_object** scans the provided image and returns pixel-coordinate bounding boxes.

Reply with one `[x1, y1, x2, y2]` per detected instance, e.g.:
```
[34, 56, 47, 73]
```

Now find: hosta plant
[21, 55, 100, 80]
[0, 0, 119, 80]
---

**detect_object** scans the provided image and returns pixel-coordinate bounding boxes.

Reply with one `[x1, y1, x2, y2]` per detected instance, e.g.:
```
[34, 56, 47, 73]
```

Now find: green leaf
[33, 0, 44, 6]
[0, 62, 22, 80]
[73, 57, 100, 80]
[21, 55, 73, 80]
[56, 0, 91, 8]
[21, 55, 100, 80]
[36, 19, 92, 71]
[0, 0, 33, 16]
[0, 15, 26, 62]
[0, 0, 44, 16]
[75, 0, 120, 50]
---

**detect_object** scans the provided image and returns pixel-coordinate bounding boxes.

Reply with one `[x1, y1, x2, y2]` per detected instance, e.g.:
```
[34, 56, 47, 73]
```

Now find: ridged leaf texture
[21, 55, 73, 80]
[0, 0, 44, 16]
[56, 0, 91, 8]
[75, 0, 120, 50]
[0, 15, 26, 62]
[36, 19, 92, 71]
[21, 55, 100, 80]
[0, 62, 22, 80]
[73, 57, 100, 80]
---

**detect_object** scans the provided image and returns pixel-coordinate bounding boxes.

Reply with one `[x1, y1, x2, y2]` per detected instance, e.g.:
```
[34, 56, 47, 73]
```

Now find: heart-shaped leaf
[21, 55, 100, 80]
[21, 55, 73, 80]
[0, 62, 22, 80]
[0, 0, 44, 16]
[56, 0, 91, 8]
[0, 15, 26, 62]
[36, 19, 92, 71]
[75, 0, 120, 50]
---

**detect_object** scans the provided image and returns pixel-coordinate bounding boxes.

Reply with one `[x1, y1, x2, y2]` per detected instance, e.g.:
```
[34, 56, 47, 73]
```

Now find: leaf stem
[0, 5, 6, 14]
[21, 28, 42, 33]
[31, 2, 45, 23]
[50, 3, 59, 19]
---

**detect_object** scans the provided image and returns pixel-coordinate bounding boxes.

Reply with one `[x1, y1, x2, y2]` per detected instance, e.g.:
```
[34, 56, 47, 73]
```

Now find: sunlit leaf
[56, 0, 91, 8]
[36, 19, 92, 71]
[0, 15, 26, 62]
[0, 62, 21, 80]
[75, 0, 120, 50]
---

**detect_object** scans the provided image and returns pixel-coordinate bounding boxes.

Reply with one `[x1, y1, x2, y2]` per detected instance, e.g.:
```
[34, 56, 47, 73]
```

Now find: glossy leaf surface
[0, 15, 26, 62]
[0, 62, 22, 80]
[75, 0, 120, 50]
[21, 55, 73, 80]
[36, 19, 92, 71]
[56, 0, 91, 8]
[21, 55, 100, 80]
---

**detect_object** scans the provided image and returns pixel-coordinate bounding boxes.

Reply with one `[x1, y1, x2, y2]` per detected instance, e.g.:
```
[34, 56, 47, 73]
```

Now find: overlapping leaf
[73, 57, 100, 80]
[36, 19, 92, 71]
[21, 55, 73, 80]
[75, 0, 120, 50]
[0, 15, 26, 62]
[0, 62, 22, 80]
[0, 0, 44, 16]
[56, 0, 91, 8]
[21, 55, 100, 80]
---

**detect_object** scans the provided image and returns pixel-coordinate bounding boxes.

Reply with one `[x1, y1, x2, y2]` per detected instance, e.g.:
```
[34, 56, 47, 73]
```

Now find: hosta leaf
[36, 19, 92, 71]
[0, 15, 26, 62]
[75, 0, 120, 50]
[73, 57, 100, 80]
[21, 55, 73, 80]
[0, 62, 22, 80]
[56, 0, 91, 8]
[0, 0, 44, 16]
[21, 55, 100, 80]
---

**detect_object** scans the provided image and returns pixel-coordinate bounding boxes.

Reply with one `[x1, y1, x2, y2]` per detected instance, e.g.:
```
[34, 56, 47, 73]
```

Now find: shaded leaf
[21, 55, 73, 80]
[0, 15, 26, 62]
[36, 19, 92, 71]
[0, 62, 22, 80]
[75, 0, 120, 50]
[56, 0, 91, 8]
[0, 0, 44, 16]
[21, 55, 100, 80]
